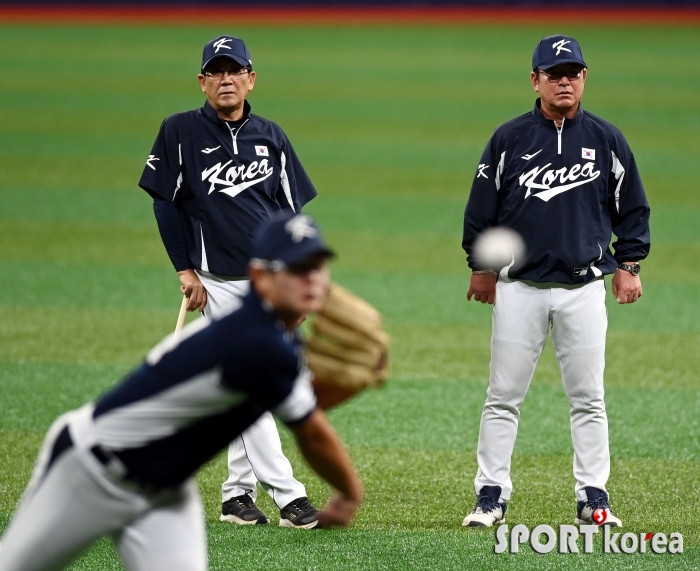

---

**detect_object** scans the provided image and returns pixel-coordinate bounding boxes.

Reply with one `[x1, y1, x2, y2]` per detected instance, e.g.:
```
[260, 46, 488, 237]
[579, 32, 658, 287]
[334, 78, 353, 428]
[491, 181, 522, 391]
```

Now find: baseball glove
[306, 283, 390, 409]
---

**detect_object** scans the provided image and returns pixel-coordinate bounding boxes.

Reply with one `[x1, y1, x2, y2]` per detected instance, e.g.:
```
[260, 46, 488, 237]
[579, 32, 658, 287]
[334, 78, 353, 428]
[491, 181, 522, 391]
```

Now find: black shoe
[575, 487, 622, 527]
[279, 496, 320, 529]
[220, 491, 269, 525]
[462, 485, 508, 527]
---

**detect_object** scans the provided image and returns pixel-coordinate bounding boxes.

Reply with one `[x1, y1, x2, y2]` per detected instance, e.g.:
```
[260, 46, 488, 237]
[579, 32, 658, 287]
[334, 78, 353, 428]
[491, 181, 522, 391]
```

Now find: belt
[511, 276, 604, 290]
[47, 425, 170, 498]
[196, 269, 248, 282]
[48, 425, 128, 481]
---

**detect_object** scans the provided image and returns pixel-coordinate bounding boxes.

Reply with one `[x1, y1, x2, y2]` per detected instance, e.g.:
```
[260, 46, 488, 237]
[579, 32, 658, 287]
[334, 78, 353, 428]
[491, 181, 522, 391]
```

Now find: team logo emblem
[146, 155, 160, 170]
[285, 215, 318, 243]
[552, 39, 572, 56]
[477, 164, 490, 179]
[519, 161, 600, 202]
[213, 38, 232, 53]
[202, 159, 274, 198]
[255, 145, 269, 156]
[521, 149, 542, 161]
[582, 148, 596, 160]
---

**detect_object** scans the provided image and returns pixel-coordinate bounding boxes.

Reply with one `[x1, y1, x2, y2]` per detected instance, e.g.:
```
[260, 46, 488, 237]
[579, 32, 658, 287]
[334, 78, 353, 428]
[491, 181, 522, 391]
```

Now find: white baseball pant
[195, 271, 306, 508]
[474, 277, 610, 502]
[0, 405, 206, 571]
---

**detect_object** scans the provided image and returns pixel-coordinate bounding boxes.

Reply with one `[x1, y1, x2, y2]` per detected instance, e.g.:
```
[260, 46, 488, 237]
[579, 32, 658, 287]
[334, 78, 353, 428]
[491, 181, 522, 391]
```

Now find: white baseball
[473, 227, 526, 270]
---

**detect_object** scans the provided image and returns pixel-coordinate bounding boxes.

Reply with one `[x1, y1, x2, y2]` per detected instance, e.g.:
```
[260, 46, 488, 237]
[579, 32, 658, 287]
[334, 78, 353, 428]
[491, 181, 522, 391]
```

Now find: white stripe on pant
[474, 277, 610, 502]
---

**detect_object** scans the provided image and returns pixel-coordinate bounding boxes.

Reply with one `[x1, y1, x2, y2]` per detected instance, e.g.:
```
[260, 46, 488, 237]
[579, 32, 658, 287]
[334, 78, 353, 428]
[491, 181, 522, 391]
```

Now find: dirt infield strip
[1, 5, 699, 26]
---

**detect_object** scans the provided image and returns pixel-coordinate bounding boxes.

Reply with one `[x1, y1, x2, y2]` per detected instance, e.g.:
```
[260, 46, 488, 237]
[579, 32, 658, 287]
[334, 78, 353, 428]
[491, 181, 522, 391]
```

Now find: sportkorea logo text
[494, 524, 683, 555]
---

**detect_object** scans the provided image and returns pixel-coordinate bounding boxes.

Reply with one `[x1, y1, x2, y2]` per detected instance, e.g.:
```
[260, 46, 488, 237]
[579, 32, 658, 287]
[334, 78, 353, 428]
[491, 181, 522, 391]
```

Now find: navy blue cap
[251, 213, 334, 271]
[532, 35, 587, 71]
[202, 35, 253, 72]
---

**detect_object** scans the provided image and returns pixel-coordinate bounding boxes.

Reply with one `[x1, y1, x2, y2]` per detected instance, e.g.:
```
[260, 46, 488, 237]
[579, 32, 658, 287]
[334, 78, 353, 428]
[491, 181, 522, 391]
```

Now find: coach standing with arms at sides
[139, 35, 320, 527]
[461, 35, 650, 527]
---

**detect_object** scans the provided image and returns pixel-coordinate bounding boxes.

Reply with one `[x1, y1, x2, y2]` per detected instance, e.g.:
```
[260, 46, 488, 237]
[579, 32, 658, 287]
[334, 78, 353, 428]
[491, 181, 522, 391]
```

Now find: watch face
[621, 263, 640, 276]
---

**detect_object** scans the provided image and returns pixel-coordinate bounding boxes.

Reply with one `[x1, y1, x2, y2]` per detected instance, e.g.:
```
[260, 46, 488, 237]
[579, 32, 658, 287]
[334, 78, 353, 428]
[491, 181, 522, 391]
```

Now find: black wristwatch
[617, 263, 641, 276]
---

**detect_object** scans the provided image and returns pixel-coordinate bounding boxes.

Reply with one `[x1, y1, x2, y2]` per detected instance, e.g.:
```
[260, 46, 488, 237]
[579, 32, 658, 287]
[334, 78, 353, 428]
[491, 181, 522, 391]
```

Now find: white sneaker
[575, 487, 622, 527]
[462, 485, 507, 527]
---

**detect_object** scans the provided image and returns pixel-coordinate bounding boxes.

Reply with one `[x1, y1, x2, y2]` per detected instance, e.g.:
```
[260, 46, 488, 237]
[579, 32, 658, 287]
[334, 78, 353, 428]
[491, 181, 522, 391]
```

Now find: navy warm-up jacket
[139, 101, 317, 277]
[463, 99, 651, 285]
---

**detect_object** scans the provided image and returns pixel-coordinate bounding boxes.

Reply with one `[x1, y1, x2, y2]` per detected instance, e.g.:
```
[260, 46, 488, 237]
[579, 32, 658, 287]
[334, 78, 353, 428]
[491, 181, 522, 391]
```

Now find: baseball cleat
[279, 496, 320, 529]
[462, 485, 507, 527]
[575, 487, 622, 527]
[220, 492, 270, 525]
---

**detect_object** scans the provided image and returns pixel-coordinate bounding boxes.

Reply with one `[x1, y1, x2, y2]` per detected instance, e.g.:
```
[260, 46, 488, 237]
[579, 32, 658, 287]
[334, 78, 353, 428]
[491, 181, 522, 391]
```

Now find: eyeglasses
[204, 67, 250, 81]
[538, 68, 584, 82]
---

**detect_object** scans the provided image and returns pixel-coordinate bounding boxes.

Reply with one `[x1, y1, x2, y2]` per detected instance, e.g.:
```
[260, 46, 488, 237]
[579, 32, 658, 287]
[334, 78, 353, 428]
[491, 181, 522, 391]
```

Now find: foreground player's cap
[201, 35, 253, 71]
[251, 213, 335, 272]
[532, 35, 587, 71]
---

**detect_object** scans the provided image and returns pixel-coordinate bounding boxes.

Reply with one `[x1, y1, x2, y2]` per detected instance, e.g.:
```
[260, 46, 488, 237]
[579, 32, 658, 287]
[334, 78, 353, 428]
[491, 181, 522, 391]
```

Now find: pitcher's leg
[0, 443, 145, 571]
[117, 480, 207, 571]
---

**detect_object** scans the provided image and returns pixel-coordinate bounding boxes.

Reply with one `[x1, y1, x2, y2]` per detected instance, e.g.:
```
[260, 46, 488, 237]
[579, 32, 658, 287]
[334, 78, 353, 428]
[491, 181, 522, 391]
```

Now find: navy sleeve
[278, 134, 317, 212]
[153, 199, 193, 272]
[462, 133, 504, 270]
[139, 116, 183, 202]
[607, 135, 651, 263]
[220, 332, 302, 409]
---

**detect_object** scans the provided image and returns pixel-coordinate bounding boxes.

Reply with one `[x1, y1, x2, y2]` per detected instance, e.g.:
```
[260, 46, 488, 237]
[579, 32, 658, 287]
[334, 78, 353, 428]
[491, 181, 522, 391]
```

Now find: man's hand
[291, 409, 363, 528]
[467, 272, 497, 304]
[612, 268, 643, 304]
[178, 269, 207, 311]
[317, 492, 361, 529]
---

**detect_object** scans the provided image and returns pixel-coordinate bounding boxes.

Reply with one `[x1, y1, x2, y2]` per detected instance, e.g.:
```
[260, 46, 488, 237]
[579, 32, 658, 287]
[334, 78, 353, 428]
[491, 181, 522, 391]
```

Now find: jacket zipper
[228, 118, 250, 155]
[556, 118, 565, 155]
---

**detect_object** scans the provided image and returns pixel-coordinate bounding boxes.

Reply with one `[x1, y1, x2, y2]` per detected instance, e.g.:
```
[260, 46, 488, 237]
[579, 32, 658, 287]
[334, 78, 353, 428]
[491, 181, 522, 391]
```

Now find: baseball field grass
[1, 19, 699, 570]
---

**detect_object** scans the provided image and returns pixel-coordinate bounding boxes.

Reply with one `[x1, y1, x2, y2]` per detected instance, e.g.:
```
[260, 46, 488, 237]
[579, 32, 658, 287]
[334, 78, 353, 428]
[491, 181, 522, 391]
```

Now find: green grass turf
[1, 22, 699, 570]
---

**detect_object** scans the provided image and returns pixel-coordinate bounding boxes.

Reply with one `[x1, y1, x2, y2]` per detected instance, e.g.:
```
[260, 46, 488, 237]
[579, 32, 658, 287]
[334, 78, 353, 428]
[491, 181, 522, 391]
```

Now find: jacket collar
[202, 99, 252, 128]
[532, 98, 583, 128]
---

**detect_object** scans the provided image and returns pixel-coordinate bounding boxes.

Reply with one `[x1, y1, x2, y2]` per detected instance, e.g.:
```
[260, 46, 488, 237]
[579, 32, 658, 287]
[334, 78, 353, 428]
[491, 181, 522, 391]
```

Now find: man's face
[530, 64, 587, 114]
[198, 57, 256, 113]
[254, 257, 331, 318]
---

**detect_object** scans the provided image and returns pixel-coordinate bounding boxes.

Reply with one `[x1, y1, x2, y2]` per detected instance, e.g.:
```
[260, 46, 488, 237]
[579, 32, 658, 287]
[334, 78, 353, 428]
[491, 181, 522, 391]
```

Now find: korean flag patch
[582, 148, 595, 161]
[255, 145, 269, 157]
